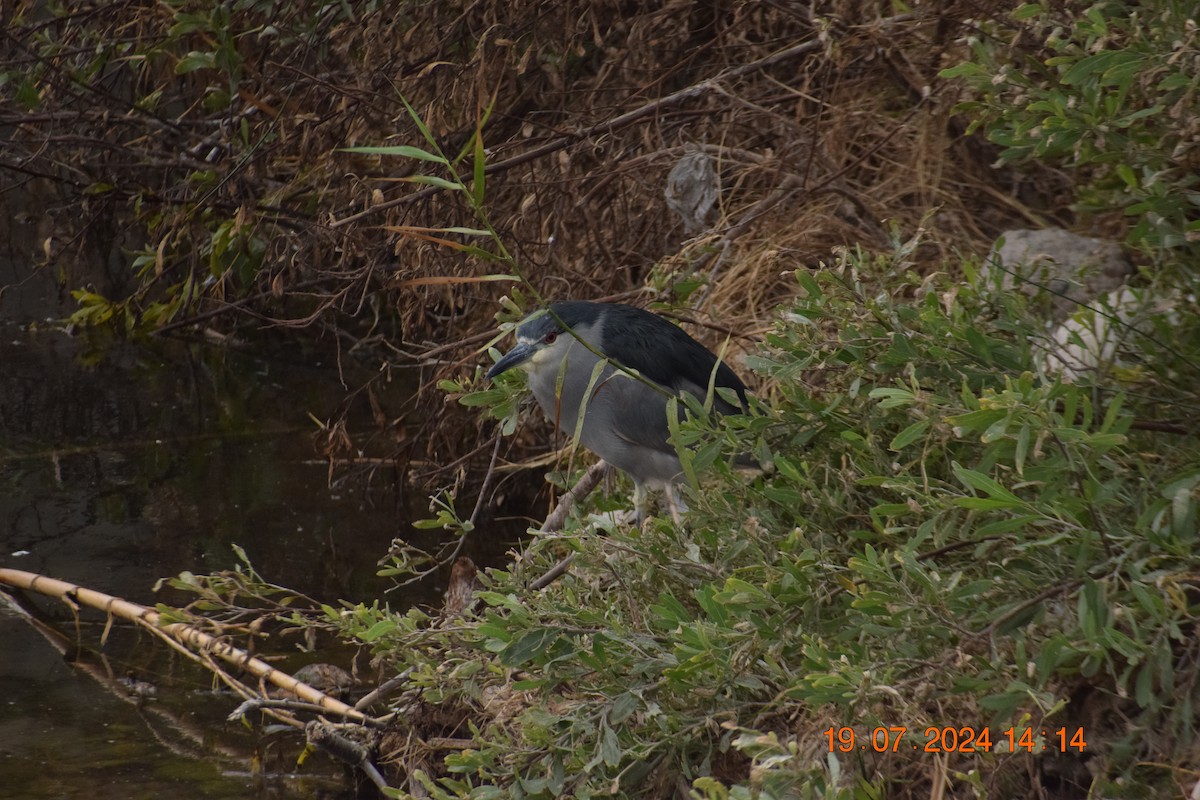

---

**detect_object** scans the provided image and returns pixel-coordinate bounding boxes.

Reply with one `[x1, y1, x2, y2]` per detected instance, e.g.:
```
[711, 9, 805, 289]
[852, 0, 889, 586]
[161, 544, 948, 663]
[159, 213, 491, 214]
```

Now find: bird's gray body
[487, 301, 748, 506]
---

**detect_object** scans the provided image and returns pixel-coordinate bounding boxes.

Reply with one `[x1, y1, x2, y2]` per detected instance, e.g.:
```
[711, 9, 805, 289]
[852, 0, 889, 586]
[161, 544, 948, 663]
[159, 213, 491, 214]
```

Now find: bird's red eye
[543, 332, 558, 344]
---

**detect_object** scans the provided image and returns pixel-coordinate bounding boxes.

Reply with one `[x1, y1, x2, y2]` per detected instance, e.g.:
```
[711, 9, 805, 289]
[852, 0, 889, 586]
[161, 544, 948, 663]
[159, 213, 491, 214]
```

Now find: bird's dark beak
[486, 341, 535, 379]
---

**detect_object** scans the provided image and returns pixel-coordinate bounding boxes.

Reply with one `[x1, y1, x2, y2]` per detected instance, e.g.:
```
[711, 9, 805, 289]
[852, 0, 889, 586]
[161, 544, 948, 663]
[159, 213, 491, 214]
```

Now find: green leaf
[947, 408, 1006, 435]
[476, 592, 524, 611]
[651, 592, 690, 627]
[175, 51, 215, 74]
[938, 62, 989, 80]
[500, 628, 559, 666]
[610, 692, 639, 723]
[868, 387, 916, 408]
[361, 619, 398, 642]
[472, 125, 486, 206]
[774, 454, 804, 483]
[341, 144, 448, 163]
[167, 14, 211, 36]
[882, 332, 918, 365]
[600, 723, 621, 767]
[965, 327, 992, 363]
[459, 388, 506, 407]
[401, 174, 463, 191]
[1014, 423, 1030, 475]
[1135, 662, 1155, 707]
[401, 96, 441, 150]
[889, 420, 929, 451]
[952, 462, 1022, 505]
[1012, 3, 1045, 20]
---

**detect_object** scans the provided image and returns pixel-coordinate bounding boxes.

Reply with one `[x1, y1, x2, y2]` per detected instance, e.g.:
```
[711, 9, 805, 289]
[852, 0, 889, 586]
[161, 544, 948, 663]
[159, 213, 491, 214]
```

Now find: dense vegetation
[1, 0, 1037, 485]
[5, 0, 1200, 797]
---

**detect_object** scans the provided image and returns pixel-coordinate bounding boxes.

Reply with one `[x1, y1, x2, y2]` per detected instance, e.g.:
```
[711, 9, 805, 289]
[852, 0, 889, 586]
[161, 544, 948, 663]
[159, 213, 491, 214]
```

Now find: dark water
[0, 331, 423, 605]
[0, 196, 503, 797]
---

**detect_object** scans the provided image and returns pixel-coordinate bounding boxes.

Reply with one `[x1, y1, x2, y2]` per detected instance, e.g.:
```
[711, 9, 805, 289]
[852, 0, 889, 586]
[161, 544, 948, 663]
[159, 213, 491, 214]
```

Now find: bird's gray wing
[588, 369, 676, 455]
[599, 305, 749, 414]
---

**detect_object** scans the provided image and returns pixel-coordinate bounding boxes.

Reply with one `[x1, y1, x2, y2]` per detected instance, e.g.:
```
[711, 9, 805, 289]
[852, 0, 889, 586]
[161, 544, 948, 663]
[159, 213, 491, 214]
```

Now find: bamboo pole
[0, 568, 370, 724]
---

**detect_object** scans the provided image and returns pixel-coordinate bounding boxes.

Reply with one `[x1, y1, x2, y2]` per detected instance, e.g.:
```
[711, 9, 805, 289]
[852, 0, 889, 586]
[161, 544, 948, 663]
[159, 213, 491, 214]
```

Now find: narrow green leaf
[1086, 432, 1126, 447]
[1014, 423, 1030, 475]
[453, 244, 501, 261]
[667, 396, 699, 487]
[472, 125, 486, 206]
[1100, 392, 1124, 433]
[953, 496, 1022, 511]
[175, 51, 215, 74]
[459, 388, 506, 407]
[889, 420, 929, 451]
[500, 628, 559, 666]
[610, 693, 638, 723]
[1012, 3, 1045, 20]
[401, 174, 462, 191]
[651, 592, 690, 626]
[965, 327, 992, 363]
[341, 144, 448, 163]
[947, 408, 1006, 435]
[600, 723, 621, 766]
[361, 619, 398, 642]
[774, 454, 804, 483]
[952, 462, 1022, 504]
[868, 387, 916, 408]
[401, 95, 440, 149]
[1135, 663, 1155, 707]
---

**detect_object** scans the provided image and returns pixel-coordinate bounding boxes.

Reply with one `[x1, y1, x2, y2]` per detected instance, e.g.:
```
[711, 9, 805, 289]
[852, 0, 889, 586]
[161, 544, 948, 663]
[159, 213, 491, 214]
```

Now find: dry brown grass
[338, 1, 1066, 482]
[358, 1, 1070, 485]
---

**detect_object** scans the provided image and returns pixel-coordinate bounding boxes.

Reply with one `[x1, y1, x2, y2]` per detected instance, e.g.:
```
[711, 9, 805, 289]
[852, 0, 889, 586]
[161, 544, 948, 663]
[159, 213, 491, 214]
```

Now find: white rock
[1043, 286, 1178, 381]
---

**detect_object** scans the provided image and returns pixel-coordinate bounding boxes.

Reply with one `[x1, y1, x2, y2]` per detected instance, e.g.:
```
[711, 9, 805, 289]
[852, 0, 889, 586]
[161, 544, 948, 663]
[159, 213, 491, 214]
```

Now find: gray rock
[987, 229, 1135, 321]
[665, 147, 718, 235]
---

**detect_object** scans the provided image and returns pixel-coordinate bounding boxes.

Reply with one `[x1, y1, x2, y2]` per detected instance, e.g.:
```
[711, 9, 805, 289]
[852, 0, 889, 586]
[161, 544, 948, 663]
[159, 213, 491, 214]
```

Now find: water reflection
[0, 186, 524, 798]
[0, 326, 435, 798]
[1, 604, 354, 800]
[0, 331, 425, 606]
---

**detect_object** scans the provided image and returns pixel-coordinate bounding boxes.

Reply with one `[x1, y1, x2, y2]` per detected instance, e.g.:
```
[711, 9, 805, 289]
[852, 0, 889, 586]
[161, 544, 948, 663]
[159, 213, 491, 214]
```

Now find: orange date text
[823, 726, 1087, 754]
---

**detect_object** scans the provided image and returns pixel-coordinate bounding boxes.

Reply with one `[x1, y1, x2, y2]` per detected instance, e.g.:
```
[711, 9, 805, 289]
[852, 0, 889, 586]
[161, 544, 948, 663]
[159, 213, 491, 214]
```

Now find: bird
[486, 301, 750, 522]
[442, 556, 480, 616]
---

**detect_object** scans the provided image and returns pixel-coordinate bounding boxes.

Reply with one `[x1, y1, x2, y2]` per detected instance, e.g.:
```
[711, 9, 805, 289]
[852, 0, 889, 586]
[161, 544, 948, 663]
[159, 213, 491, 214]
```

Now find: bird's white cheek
[527, 349, 551, 369]
[528, 342, 566, 369]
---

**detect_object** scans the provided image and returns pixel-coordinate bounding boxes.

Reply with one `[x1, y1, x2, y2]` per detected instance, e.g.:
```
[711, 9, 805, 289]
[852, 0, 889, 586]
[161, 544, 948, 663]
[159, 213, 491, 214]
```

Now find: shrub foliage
[942, 0, 1200, 253]
[319, 226, 1200, 797]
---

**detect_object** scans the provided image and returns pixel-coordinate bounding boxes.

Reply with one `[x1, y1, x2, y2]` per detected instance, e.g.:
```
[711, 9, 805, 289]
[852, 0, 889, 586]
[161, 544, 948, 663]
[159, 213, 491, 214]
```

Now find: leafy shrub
[333, 231, 1200, 797]
[941, 1, 1200, 253]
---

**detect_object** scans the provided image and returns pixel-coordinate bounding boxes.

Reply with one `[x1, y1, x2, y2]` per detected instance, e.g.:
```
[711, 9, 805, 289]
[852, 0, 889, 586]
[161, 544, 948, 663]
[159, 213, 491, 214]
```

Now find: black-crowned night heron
[486, 301, 749, 521]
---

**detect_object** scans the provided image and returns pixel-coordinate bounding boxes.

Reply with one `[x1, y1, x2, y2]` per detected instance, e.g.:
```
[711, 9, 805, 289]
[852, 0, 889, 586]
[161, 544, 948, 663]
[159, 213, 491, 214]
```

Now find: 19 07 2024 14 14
[824, 725, 1087, 754]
